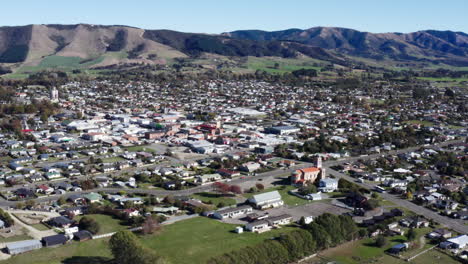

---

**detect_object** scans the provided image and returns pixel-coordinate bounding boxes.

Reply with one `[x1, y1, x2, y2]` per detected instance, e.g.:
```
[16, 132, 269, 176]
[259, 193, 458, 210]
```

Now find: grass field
[31, 223, 51, 231]
[191, 192, 237, 207]
[100, 157, 125, 163]
[3, 55, 106, 79]
[74, 214, 130, 235]
[2, 216, 297, 264]
[316, 227, 445, 264]
[246, 56, 323, 74]
[404, 120, 435, 127]
[140, 217, 297, 264]
[124, 145, 156, 153]
[417, 77, 468, 82]
[0, 234, 33, 243]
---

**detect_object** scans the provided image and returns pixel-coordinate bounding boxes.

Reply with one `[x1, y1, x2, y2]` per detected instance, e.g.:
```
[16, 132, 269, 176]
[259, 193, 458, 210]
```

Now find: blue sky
[2, 0, 467, 33]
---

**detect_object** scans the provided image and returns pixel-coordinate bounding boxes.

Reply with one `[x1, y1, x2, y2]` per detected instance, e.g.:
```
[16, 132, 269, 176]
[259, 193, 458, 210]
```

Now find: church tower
[316, 156, 322, 168]
[50, 87, 59, 102]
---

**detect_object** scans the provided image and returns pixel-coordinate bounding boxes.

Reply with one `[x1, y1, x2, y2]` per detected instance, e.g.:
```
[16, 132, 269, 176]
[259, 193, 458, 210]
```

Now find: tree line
[208, 213, 359, 264]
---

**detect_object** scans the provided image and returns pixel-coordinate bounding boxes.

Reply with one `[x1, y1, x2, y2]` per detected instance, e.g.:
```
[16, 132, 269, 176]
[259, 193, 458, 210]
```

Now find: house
[9, 162, 24, 171]
[427, 229, 452, 239]
[73, 230, 93, 241]
[83, 192, 102, 203]
[217, 169, 241, 178]
[44, 172, 62, 180]
[119, 197, 144, 206]
[42, 234, 68, 247]
[48, 216, 74, 228]
[196, 173, 222, 184]
[14, 188, 35, 199]
[318, 178, 338, 192]
[245, 220, 270, 232]
[248, 191, 284, 209]
[213, 205, 253, 220]
[63, 206, 85, 216]
[151, 206, 179, 214]
[29, 174, 44, 182]
[67, 194, 85, 204]
[36, 184, 54, 195]
[240, 162, 261, 172]
[123, 208, 140, 217]
[6, 240, 42, 255]
[266, 214, 293, 226]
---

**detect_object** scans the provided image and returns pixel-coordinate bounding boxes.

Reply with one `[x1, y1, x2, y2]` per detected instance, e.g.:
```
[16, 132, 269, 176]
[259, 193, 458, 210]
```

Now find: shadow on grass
[63, 256, 112, 264]
[362, 241, 377, 247]
[391, 238, 407, 243]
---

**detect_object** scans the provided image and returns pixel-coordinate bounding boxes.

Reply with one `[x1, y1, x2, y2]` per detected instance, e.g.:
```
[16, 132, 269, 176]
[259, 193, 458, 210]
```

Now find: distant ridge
[0, 24, 467, 73]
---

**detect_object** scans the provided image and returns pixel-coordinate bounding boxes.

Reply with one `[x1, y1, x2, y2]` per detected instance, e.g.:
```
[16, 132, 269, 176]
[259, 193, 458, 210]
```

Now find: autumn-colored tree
[141, 215, 162, 235]
[212, 182, 230, 195]
[230, 185, 243, 194]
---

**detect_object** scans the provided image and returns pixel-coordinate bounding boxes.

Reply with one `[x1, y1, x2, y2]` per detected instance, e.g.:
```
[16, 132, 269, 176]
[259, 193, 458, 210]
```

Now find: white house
[319, 178, 338, 192]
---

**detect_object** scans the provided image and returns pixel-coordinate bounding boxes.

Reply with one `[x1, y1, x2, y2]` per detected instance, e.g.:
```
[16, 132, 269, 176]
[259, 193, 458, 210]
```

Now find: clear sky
[1, 0, 467, 33]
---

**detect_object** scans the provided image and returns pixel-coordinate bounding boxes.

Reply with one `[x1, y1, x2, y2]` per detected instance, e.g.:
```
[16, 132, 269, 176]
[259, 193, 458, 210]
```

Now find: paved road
[1, 139, 465, 233]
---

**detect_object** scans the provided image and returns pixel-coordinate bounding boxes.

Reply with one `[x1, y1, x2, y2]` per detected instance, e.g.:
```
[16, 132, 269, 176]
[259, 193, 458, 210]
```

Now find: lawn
[74, 214, 130, 235]
[0, 234, 33, 243]
[1, 238, 112, 264]
[140, 216, 297, 264]
[404, 120, 435, 127]
[318, 227, 437, 264]
[124, 145, 156, 153]
[417, 77, 468, 82]
[1, 217, 297, 264]
[191, 192, 237, 207]
[32, 223, 51, 231]
[246, 56, 323, 74]
[100, 157, 125, 163]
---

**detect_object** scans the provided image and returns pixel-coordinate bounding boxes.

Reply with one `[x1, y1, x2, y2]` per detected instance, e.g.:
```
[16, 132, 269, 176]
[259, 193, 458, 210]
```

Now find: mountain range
[0, 24, 467, 74]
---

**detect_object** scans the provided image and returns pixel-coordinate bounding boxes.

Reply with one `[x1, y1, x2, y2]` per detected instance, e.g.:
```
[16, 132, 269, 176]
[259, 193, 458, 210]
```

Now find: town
[0, 69, 465, 264]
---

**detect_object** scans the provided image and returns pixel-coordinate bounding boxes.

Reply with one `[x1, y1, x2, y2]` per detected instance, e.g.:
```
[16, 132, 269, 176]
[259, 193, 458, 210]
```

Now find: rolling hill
[225, 27, 468, 67]
[0, 24, 467, 76]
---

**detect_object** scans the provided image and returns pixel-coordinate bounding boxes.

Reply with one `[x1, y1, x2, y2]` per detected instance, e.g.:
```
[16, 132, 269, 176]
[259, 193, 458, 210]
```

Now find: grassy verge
[31, 223, 51, 231]
[191, 192, 237, 207]
[0, 234, 33, 243]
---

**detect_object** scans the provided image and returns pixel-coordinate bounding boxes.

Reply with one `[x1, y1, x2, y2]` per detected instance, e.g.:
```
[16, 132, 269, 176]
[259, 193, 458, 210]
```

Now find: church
[291, 157, 326, 185]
